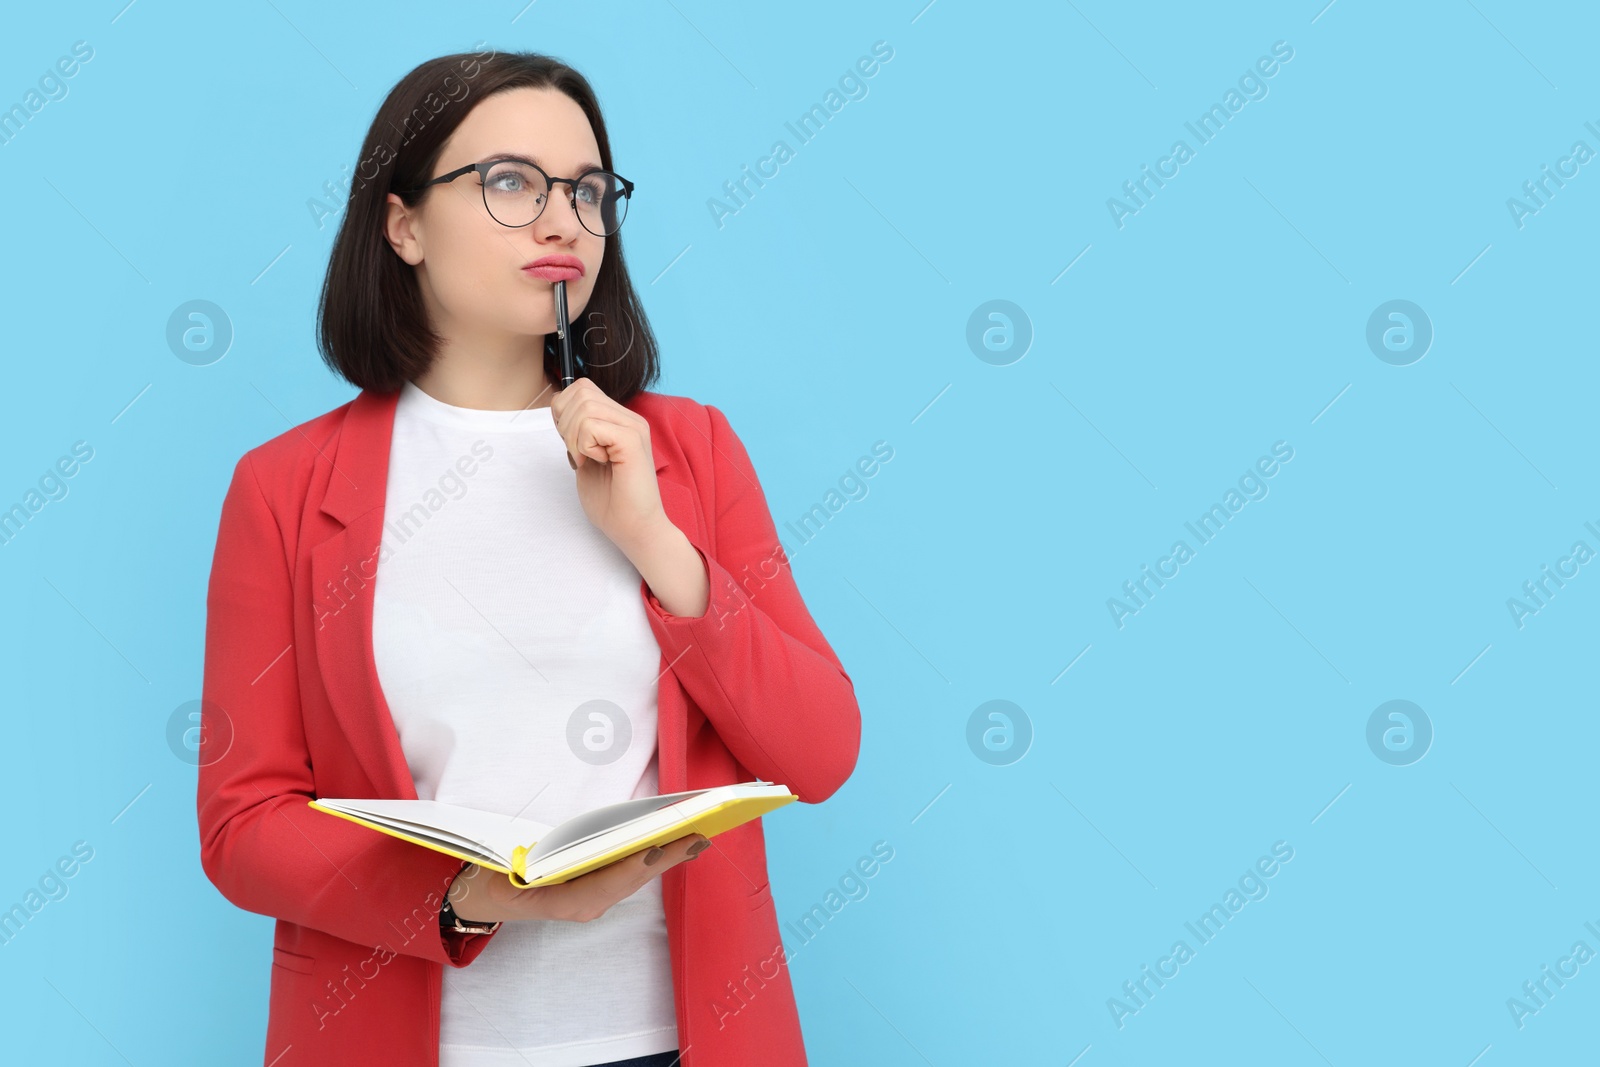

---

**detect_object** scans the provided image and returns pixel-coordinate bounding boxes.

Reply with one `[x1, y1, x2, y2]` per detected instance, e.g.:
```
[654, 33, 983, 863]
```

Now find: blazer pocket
[272, 945, 316, 975]
[745, 880, 772, 912]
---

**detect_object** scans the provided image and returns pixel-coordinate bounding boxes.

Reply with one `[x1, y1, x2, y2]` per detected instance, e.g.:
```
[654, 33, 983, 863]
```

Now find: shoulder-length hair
[317, 48, 659, 403]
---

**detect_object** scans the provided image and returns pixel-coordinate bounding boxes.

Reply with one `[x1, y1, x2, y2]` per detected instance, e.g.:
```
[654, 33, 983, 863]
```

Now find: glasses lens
[482, 161, 548, 228]
[573, 171, 629, 236]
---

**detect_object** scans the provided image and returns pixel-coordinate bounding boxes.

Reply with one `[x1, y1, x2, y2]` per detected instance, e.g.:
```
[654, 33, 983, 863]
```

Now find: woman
[196, 48, 861, 1067]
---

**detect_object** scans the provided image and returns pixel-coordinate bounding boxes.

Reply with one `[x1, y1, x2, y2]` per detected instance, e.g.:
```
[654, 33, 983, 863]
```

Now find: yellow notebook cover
[307, 785, 796, 888]
[509, 792, 794, 887]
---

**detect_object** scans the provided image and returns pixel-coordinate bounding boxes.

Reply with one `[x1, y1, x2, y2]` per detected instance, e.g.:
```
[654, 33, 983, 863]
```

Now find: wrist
[441, 870, 501, 934]
[629, 522, 710, 619]
[615, 511, 676, 563]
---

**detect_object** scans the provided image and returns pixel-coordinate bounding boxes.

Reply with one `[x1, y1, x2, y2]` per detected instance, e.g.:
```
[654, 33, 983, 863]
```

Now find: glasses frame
[409, 158, 635, 237]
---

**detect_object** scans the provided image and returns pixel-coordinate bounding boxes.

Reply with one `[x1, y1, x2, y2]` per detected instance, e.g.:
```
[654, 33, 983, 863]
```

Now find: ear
[384, 193, 425, 266]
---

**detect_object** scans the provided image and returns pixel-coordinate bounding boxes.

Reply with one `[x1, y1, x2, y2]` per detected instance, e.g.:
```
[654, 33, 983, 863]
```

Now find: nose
[534, 183, 584, 242]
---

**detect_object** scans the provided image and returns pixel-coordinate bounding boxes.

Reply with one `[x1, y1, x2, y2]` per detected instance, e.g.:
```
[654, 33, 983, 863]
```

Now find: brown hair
[316, 47, 659, 402]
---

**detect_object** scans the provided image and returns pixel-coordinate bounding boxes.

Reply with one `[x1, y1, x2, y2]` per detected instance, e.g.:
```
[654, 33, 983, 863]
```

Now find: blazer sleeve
[639, 403, 862, 804]
[196, 453, 498, 966]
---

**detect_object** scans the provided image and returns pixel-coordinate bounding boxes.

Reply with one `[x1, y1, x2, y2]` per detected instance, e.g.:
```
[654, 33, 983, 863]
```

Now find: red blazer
[197, 386, 861, 1067]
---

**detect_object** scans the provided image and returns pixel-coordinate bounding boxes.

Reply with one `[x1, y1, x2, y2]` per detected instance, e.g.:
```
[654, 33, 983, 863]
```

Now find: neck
[411, 339, 555, 411]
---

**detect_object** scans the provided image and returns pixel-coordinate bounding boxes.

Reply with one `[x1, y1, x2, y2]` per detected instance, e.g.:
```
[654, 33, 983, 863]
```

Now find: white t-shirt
[372, 379, 679, 1067]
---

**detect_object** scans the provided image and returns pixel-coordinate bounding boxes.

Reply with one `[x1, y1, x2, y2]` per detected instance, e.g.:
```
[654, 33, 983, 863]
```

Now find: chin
[573, 289, 595, 315]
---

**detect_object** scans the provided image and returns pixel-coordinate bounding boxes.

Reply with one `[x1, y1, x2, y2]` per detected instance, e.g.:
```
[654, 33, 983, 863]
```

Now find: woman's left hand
[550, 378, 667, 552]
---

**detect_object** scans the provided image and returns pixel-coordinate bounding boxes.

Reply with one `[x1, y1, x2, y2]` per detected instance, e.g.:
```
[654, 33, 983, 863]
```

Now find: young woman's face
[386, 86, 608, 349]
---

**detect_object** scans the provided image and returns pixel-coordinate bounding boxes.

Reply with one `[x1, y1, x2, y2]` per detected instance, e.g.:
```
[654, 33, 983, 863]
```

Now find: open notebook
[308, 781, 797, 887]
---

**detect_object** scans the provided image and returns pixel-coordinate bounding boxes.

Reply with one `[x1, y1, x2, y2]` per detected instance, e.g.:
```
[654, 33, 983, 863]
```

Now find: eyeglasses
[408, 157, 634, 237]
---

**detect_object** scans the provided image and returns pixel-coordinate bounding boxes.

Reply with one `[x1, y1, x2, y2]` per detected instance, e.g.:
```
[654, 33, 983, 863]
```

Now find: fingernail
[643, 846, 665, 866]
[686, 839, 709, 857]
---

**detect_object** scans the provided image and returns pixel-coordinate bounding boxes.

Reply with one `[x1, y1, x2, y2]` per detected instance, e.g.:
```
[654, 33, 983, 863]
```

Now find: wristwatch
[439, 896, 501, 935]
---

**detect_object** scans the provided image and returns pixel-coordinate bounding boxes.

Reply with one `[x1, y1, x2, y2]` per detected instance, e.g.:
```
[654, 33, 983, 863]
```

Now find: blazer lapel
[309, 386, 700, 800]
[311, 389, 414, 798]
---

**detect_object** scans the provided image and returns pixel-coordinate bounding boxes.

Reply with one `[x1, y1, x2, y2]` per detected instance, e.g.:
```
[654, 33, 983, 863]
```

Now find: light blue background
[1, 2, 1595, 1064]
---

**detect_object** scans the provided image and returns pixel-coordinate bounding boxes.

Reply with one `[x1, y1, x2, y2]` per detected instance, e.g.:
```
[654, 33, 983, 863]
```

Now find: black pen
[554, 280, 577, 389]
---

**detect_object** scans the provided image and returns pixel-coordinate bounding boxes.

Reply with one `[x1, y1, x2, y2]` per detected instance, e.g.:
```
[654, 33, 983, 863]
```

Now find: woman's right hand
[445, 832, 710, 924]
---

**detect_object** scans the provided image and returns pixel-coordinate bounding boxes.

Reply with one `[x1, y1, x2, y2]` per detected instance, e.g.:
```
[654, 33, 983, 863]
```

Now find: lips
[523, 255, 584, 282]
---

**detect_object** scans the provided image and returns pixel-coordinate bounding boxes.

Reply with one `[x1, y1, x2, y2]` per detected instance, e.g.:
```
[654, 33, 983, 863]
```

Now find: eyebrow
[480, 151, 604, 174]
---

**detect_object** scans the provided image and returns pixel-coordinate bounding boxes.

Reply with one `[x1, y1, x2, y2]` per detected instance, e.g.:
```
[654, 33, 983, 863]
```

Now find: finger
[644, 834, 709, 867]
[626, 834, 700, 875]
[573, 420, 625, 467]
[548, 379, 595, 434]
[554, 390, 643, 457]
[556, 395, 604, 467]
[548, 383, 571, 423]
[570, 413, 646, 469]
[557, 389, 633, 438]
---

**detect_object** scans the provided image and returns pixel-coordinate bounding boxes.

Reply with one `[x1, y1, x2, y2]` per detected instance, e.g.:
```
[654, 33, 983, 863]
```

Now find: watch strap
[440, 896, 501, 935]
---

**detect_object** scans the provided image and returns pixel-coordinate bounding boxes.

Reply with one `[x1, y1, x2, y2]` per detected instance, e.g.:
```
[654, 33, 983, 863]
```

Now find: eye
[482, 161, 544, 197]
